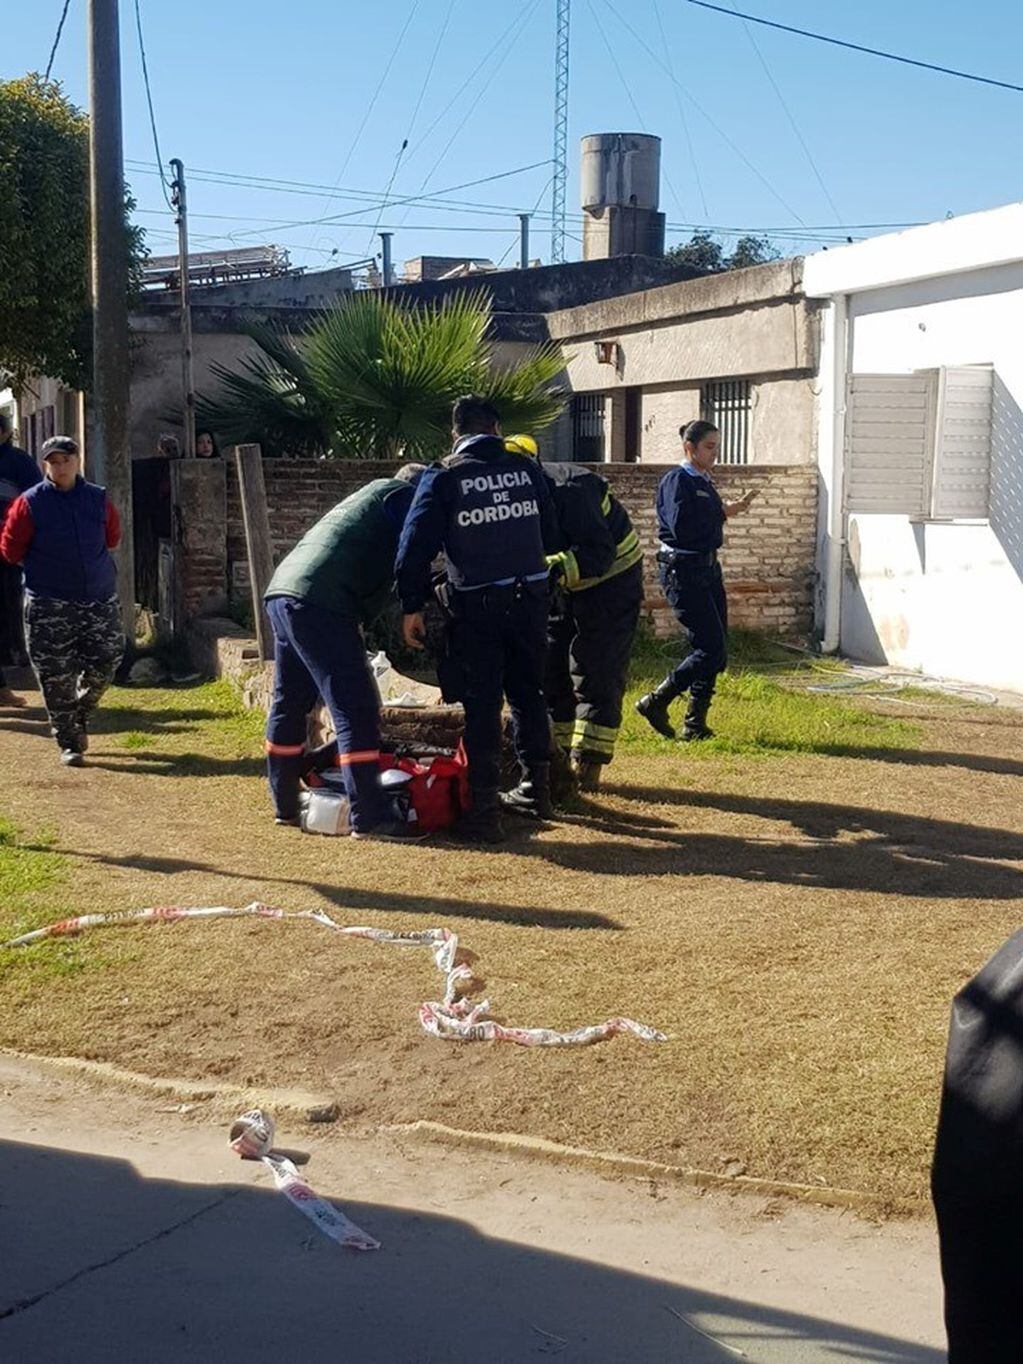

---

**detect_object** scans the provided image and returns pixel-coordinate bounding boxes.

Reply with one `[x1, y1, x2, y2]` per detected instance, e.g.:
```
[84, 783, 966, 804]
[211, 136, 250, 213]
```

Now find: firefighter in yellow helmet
[504, 434, 643, 793]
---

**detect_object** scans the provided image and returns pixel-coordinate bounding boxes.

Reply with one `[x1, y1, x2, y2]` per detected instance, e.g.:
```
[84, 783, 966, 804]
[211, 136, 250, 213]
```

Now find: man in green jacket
[263, 466, 424, 838]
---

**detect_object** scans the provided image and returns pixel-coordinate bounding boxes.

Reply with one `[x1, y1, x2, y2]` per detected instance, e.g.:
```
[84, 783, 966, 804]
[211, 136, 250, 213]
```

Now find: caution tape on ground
[1, 902, 667, 1049]
[229, 1108, 379, 1252]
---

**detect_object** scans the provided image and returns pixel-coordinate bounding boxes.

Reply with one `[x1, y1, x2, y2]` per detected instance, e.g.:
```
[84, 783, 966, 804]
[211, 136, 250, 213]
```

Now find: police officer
[263, 464, 425, 838]
[505, 434, 643, 793]
[636, 420, 757, 742]
[396, 396, 559, 844]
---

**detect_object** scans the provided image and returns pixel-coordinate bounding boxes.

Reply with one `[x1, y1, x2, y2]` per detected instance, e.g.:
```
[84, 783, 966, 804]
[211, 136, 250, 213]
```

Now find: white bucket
[301, 789, 351, 837]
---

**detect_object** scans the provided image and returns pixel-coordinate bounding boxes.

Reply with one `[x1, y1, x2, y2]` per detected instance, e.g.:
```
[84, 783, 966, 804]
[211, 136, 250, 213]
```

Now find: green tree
[726, 234, 779, 270]
[0, 75, 146, 395]
[199, 288, 567, 459]
[665, 230, 780, 274]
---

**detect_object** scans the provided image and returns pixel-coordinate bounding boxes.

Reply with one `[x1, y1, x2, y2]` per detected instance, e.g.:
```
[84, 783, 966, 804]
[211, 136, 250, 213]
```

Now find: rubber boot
[573, 758, 603, 793]
[457, 787, 506, 845]
[500, 762, 554, 820]
[635, 678, 679, 739]
[682, 695, 715, 742]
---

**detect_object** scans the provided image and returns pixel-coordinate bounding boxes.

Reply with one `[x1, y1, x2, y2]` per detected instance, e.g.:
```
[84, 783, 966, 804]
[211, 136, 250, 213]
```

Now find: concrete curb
[1, 1048, 927, 1217]
[0, 1046, 336, 1124]
[385, 1119, 928, 1219]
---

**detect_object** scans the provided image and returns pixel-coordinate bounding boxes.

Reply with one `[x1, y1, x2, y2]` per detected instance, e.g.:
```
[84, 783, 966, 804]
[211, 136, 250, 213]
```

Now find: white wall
[836, 262, 1023, 692]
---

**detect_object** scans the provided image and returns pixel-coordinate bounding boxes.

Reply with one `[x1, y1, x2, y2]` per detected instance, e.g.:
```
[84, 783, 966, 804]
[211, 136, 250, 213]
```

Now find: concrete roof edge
[802, 202, 1023, 297]
[546, 257, 806, 339]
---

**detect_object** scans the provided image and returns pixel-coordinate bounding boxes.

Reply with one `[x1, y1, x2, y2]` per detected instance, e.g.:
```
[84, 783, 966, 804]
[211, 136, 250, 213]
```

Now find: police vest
[442, 436, 548, 590]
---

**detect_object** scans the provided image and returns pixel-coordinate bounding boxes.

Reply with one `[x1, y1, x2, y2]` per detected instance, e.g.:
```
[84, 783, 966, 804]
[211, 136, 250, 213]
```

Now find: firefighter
[396, 396, 559, 845]
[504, 434, 643, 793]
[636, 420, 757, 741]
[263, 464, 425, 839]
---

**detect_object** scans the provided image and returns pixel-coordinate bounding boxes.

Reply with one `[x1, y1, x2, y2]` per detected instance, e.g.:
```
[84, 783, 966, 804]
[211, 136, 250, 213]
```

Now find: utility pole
[88, 0, 135, 643]
[170, 159, 196, 458]
[551, 0, 570, 263]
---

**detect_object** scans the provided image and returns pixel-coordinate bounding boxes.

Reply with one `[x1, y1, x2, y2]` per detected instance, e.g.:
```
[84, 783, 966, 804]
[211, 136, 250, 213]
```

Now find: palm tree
[195, 324, 332, 458]
[198, 288, 566, 460]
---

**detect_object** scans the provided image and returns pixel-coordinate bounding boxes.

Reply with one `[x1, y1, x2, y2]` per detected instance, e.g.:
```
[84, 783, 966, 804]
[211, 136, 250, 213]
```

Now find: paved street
[0, 1054, 944, 1363]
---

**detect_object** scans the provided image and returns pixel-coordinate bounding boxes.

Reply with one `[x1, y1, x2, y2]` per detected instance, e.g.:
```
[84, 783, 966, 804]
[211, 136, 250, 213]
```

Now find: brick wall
[223, 457, 817, 639]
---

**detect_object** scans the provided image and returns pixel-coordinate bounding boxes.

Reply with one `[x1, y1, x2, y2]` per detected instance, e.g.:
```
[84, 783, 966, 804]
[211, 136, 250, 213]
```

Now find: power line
[682, 1, 1023, 94]
[230, 160, 554, 239]
[365, 139, 409, 253]
[739, 17, 842, 224]
[43, 0, 73, 82]
[598, 0, 807, 225]
[652, 0, 708, 219]
[124, 163, 921, 236]
[411, 0, 544, 196]
[133, 0, 173, 209]
[588, 0, 688, 223]
[405, 5, 541, 162]
[495, 172, 556, 267]
[123, 158, 556, 242]
[403, 0, 458, 145]
[309, 0, 421, 247]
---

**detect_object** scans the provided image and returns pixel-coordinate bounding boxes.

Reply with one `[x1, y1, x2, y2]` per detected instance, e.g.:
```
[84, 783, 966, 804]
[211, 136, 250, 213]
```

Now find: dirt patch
[1, 677, 1021, 1206]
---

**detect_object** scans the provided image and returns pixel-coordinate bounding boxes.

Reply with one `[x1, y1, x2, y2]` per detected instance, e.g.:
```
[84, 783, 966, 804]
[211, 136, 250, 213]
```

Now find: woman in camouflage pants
[0, 437, 123, 766]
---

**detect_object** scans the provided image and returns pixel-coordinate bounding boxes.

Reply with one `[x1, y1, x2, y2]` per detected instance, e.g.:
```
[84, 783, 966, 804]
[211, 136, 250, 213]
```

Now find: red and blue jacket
[0, 476, 121, 602]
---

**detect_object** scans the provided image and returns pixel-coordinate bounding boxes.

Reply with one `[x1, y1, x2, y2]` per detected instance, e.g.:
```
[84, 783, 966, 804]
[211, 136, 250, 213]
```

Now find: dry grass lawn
[1, 646, 1021, 1208]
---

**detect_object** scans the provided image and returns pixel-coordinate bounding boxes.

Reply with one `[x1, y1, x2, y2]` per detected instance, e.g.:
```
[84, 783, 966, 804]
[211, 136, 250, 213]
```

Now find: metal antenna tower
[551, 0, 570, 263]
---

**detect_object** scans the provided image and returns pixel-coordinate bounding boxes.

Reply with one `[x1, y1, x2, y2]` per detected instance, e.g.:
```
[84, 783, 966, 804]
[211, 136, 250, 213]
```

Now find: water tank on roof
[581, 133, 661, 212]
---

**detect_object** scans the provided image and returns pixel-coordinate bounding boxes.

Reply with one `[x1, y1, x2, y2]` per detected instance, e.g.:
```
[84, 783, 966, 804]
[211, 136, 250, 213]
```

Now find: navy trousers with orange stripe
[265, 595, 387, 831]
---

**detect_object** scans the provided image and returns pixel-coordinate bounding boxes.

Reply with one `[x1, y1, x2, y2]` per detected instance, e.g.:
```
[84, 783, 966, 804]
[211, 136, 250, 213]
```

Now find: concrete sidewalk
[0, 1055, 945, 1363]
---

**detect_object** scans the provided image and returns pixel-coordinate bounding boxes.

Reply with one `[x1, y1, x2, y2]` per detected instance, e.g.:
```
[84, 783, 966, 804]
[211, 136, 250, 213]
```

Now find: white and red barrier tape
[229, 1108, 379, 1251]
[1, 902, 666, 1048]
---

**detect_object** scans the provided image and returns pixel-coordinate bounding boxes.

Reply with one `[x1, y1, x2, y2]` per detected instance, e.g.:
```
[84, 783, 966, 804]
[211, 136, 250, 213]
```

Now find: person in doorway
[504, 434, 643, 794]
[0, 436, 123, 766]
[195, 429, 220, 459]
[636, 420, 757, 742]
[263, 464, 426, 839]
[396, 396, 559, 844]
[0, 413, 41, 707]
[156, 433, 181, 459]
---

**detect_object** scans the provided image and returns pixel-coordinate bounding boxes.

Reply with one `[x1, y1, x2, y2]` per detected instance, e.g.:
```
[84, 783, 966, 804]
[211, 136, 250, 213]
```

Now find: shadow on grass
[89, 706, 236, 735]
[526, 784, 1023, 901]
[84, 752, 265, 779]
[753, 737, 1023, 779]
[22, 844, 620, 932]
[0, 718, 50, 738]
[0, 1136, 944, 1363]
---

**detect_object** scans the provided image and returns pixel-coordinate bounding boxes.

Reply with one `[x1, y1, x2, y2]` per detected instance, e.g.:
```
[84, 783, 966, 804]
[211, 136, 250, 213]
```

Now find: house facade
[804, 203, 1023, 693]
[544, 258, 822, 468]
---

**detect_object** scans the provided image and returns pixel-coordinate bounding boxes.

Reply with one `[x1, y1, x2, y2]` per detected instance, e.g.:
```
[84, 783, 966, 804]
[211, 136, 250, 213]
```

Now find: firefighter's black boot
[573, 758, 603, 793]
[635, 678, 679, 739]
[457, 787, 506, 845]
[682, 695, 715, 742]
[500, 762, 554, 820]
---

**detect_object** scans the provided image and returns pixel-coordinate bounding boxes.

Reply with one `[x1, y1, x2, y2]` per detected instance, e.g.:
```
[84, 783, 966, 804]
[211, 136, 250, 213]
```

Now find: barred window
[572, 393, 605, 461]
[700, 379, 751, 465]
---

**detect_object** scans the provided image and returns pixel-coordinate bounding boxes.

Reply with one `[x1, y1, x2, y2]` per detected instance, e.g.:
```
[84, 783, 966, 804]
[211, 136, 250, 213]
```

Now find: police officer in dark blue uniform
[636, 420, 757, 742]
[396, 396, 559, 843]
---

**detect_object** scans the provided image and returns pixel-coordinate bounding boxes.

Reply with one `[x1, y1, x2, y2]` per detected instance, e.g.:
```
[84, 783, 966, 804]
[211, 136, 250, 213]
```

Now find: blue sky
[7, 1, 1023, 273]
